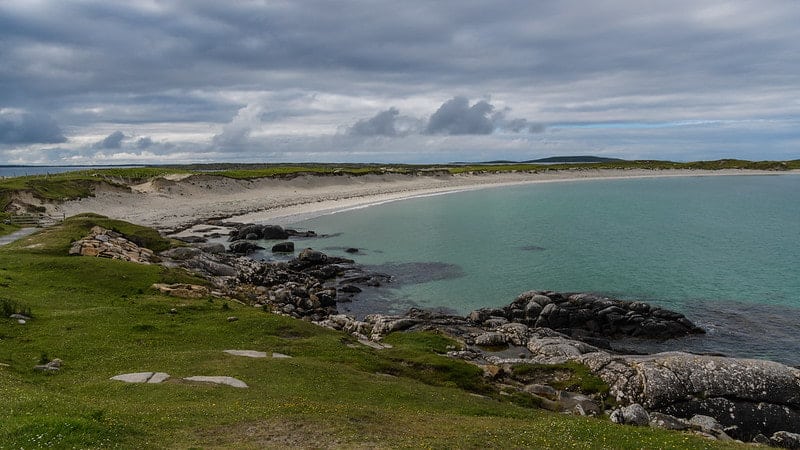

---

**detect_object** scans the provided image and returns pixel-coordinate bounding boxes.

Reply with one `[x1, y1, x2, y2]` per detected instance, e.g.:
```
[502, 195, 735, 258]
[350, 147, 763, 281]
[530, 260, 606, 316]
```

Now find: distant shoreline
[52, 168, 800, 232]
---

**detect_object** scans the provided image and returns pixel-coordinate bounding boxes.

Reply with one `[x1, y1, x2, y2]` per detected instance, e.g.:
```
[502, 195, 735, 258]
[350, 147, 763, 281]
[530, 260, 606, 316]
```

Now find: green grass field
[0, 215, 741, 448]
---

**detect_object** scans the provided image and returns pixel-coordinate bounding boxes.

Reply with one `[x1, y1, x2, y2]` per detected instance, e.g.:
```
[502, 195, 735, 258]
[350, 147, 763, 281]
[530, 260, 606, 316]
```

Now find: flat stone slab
[111, 372, 170, 384]
[271, 352, 292, 359]
[224, 349, 267, 358]
[358, 339, 392, 349]
[184, 376, 248, 388]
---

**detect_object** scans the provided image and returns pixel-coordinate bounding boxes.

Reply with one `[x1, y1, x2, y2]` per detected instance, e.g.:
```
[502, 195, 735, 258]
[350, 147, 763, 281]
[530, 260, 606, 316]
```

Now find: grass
[0, 219, 746, 448]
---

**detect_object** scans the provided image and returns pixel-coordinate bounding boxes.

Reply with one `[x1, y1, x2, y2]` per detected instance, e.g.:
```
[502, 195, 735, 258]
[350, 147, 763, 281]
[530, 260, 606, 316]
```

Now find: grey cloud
[135, 136, 153, 149]
[423, 97, 544, 135]
[348, 108, 401, 136]
[93, 130, 125, 149]
[350, 108, 399, 136]
[0, 111, 67, 144]
[425, 97, 495, 135]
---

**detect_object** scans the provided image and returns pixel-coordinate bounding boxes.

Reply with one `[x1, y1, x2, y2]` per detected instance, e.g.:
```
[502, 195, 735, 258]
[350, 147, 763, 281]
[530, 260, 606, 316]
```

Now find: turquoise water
[281, 175, 800, 364]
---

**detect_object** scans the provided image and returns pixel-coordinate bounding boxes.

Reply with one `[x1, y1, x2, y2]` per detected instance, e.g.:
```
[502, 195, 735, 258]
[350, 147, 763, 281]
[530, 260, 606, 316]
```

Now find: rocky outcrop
[227, 224, 316, 241]
[68, 226, 155, 263]
[509, 332, 800, 441]
[469, 290, 704, 340]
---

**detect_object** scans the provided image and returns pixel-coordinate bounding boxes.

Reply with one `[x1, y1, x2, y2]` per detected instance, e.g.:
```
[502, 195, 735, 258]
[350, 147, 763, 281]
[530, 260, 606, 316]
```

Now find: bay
[282, 175, 800, 365]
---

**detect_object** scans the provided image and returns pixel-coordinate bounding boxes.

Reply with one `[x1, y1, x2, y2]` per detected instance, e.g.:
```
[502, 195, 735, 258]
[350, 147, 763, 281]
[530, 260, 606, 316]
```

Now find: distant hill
[452, 155, 626, 165]
[523, 155, 626, 163]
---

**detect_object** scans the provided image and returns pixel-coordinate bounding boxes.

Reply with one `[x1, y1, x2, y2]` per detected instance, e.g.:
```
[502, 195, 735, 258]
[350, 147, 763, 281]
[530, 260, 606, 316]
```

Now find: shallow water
[271, 175, 800, 365]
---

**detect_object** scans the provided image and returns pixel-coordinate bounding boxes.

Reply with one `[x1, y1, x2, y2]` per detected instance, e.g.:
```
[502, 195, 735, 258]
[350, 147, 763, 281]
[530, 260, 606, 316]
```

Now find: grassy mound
[0, 219, 740, 448]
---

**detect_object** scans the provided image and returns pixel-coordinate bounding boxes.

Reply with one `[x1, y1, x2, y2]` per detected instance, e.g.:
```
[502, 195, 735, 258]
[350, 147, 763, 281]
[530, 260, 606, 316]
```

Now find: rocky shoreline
[74, 222, 800, 447]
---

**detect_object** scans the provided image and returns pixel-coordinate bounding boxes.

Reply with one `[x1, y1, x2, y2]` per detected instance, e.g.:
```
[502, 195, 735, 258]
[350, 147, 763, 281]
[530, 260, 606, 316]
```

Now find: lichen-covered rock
[610, 404, 650, 426]
[151, 283, 210, 299]
[771, 431, 800, 449]
[69, 226, 155, 263]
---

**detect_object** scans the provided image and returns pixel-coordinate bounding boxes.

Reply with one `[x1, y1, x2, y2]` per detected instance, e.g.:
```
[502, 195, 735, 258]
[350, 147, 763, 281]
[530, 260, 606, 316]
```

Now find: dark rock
[271, 242, 295, 253]
[339, 284, 362, 294]
[199, 243, 226, 254]
[663, 396, 800, 441]
[753, 434, 772, 445]
[771, 431, 800, 449]
[285, 228, 317, 238]
[262, 225, 289, 239]
[345, 248, 359, 253]
[161, 247, 201, 260]
[175, 235, 207, 243]
[298, 248, 327, 263]
[244, 233, 259, 240]
[229, 240, 264, 254]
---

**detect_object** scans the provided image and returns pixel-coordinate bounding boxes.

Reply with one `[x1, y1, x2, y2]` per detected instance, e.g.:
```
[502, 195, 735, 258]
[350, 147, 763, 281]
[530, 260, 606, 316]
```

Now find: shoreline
[52, 168, 799, 231]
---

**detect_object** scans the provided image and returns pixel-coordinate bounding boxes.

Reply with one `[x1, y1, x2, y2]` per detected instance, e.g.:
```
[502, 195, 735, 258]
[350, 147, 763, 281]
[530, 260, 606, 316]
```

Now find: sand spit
[51, 169, 798, 232]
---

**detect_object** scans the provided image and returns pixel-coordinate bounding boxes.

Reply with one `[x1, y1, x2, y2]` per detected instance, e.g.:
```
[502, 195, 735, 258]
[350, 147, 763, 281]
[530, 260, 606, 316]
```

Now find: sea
[251, 174, 800, 366]
[0, 165, 140, 178]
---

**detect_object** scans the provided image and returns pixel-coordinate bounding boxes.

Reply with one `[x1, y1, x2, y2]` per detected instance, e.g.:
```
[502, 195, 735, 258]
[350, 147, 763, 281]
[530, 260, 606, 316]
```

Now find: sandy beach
[51, 168, 798, 233]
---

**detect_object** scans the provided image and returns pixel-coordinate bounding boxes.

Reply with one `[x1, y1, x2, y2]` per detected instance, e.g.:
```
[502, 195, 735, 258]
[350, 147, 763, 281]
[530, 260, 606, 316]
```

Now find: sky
[1, 0, 799, 165]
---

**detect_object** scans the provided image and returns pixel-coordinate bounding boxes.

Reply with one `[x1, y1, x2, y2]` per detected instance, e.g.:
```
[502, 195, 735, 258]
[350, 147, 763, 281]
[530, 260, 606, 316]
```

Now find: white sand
[50, 168, 798, 232]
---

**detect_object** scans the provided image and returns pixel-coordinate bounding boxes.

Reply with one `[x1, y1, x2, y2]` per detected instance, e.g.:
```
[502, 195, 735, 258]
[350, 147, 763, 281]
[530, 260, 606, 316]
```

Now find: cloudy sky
[1, 1, 799, 165]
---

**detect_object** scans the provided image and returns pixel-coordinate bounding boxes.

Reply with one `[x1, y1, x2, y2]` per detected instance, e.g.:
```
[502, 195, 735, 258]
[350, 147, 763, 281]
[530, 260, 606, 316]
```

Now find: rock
[524, 384, 558, 400]
[244, 233, 259, 240]
[161, 247, 201, 260]
[475, 332, 508, 347]
[224, 350, 267, 358]
[169, 308, 178, 314]
[151, 283, 210, 299]
[753, 434, 772, 445]
[770, 431, 800, 449]
[10, 313, 30, 320]
[610, 403, 650, 426]
[199, 243, 226, 254]
[184, 376, 248, 388]
[271, 242, 295, 253]
[345, 248, 359, 253]
[175, 235, 206, 243]
[227, 316, 238, 322]
[229, 240, 263, 254]
[556, 391, 603, 416]
[34, 358, 63, 372]
[339, 284, 362, 294]
[261, 225, 289, 239]
[689, 415, 732, 441]
[110, 372, 170, 384]
[483, 317, 509, 328]
[68, 227, 156, 264]
[649, 412, 692, 431]
[298, 248, 327, 263]
[471, 290, 703, 339]
[662, 396, 800, 441]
